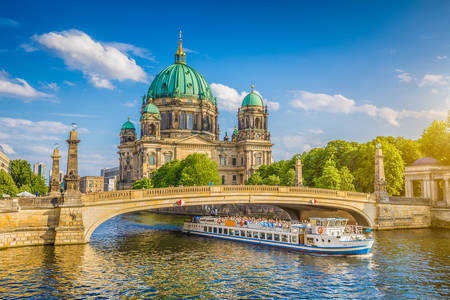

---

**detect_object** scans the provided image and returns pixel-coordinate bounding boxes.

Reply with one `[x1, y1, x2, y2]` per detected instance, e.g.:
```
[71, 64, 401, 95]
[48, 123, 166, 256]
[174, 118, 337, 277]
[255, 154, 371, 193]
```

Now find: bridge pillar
[54, 128, 86, 245]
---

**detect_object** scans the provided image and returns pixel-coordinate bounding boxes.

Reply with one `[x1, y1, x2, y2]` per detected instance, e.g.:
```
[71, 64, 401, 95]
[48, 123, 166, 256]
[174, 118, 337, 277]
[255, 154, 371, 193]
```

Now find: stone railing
[0, 198, 19, 212]
[82, 185, 371, 203]
[389, 196, 432, 206]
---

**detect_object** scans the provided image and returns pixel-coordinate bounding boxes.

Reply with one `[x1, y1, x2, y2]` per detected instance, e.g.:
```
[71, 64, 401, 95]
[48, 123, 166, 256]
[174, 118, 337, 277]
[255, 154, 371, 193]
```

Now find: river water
[0, 212, 448, 299]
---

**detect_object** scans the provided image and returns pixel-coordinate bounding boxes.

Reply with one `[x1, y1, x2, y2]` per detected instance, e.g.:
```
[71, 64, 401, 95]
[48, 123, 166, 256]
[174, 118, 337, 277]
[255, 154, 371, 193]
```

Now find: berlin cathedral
[118, 34, 273, 189]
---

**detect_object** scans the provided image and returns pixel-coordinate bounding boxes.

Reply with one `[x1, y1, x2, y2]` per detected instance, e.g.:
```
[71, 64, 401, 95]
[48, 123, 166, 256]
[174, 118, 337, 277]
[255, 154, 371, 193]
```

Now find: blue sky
[0, 0, 449, 177]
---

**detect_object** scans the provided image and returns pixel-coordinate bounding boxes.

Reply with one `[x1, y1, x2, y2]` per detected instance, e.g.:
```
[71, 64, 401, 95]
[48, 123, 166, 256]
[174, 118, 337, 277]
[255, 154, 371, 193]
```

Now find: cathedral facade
[118, 35, 272, 189]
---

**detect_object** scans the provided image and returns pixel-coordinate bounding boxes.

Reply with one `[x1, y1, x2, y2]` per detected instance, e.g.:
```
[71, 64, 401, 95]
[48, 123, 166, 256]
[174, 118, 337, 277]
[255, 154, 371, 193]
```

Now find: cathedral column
[405, 179, 413, 197]
[444, 178, 450, 207]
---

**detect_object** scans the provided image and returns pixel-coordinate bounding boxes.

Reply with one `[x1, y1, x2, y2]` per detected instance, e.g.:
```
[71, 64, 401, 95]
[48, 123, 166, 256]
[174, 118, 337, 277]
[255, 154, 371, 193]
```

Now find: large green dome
[147, 63, 214, 102]
[241, 91, 264, 107]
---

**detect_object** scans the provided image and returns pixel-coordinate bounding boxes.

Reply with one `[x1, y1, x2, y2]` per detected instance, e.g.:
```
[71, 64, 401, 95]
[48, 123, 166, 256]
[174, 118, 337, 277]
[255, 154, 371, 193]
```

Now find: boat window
[246, 231, 252, 238]
[240, 230, 245, 237]
[213, 227, 217, 233]
[274, 234, 280, 241]
[204, 226, 207, 231]
[218, 228, 222, 234]
[292, 236, 298, 243]
[208, 227, 212, 233]
[253, 232, 258, 238]
[235, 230, 239, 235]
[267, 233, 272, 240]
[328, 240, 331, 243]
[328, 220, 336, 227]
[224, 228, 228, 234]
[322, 239, 324, 242]
[259, 232, 265, 239]
[316, 238, 318, 242]
[281, 235, 288, 242]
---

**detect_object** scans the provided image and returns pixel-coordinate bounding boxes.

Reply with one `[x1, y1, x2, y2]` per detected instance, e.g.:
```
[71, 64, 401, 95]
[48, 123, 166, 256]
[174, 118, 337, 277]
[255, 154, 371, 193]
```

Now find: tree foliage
[132, 177, 152, 189]
[419, 120, 450, 165]
[246, 159, 295, 186]
[151, 154, 220, 188]
[0, 170, 19, 197]
[9, 159, 48, 196]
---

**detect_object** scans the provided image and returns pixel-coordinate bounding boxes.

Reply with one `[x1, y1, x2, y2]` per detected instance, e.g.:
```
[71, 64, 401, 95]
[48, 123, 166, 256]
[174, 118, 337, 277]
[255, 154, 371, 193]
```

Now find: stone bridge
[0, 185, 433, 248]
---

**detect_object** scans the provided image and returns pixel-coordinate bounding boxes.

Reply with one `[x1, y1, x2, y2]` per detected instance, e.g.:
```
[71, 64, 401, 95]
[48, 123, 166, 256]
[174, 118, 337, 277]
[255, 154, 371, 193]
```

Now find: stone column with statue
[374, 143, 389, 202]
[49, 146, 61, 196]
[295, 158, 303, 187]
[55, 125, 86, 245]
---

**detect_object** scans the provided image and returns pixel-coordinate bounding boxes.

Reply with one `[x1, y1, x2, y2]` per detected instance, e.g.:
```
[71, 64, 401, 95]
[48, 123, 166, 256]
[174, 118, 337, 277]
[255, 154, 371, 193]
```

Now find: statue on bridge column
[49, 146, 61, 196]
[374, 143, 389, 202]
[295, 158, 303, 187]
[63, 126, 82, 204]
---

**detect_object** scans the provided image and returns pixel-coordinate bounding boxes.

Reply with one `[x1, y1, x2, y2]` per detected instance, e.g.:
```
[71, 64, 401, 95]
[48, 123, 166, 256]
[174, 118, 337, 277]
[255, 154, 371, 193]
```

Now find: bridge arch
[81, 186, 376, 242]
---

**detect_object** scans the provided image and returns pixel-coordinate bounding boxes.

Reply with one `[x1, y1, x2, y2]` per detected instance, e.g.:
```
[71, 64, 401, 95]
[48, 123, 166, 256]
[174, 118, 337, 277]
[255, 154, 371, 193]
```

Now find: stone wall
[376, 197, 431, 230]
[431, 208, 450, 229]
[0, 206, 58, 248]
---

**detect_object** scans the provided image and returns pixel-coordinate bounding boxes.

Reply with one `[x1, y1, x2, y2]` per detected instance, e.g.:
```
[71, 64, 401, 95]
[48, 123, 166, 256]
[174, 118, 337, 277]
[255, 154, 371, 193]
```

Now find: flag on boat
[177, 199, 184, 206]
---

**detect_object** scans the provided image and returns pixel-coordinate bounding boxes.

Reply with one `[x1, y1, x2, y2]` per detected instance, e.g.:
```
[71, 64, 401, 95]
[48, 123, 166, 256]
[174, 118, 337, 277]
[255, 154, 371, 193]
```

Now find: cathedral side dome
[241, 85, 264, 107]
[143, 102, 161, 116]
[121, 118, 135, 130]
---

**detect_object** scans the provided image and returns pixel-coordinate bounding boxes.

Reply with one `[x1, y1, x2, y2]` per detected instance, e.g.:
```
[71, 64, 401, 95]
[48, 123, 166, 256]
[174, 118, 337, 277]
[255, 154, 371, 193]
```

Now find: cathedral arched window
[187, 113, 193, 129]
[220, 156, 226, 166]
[222, 175, 225, 185]
[161, 113, 167, 129]
[255, 118, 261, 129]
[181, 112, 186, 129]
[149, 154, 155, 165]
[164, 153, 172, 163]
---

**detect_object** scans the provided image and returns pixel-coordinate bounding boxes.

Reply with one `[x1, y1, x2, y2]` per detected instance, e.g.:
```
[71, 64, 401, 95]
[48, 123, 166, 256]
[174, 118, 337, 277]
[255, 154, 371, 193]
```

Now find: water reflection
[0, 212, 448, 299]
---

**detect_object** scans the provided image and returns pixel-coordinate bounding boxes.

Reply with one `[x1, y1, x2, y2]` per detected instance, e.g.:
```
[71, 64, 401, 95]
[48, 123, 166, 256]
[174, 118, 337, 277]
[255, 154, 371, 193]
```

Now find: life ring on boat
[317, 226, 324, 235]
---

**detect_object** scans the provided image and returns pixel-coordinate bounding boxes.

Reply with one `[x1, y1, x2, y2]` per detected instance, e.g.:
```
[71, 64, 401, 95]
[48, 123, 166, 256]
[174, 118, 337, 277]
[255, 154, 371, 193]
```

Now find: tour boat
[183, 217, 374, 255]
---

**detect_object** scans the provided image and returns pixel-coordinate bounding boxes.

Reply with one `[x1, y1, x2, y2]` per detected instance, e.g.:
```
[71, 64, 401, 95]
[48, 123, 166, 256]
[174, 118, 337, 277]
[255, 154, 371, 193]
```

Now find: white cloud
[0, 117, 88, 134]
[49, 113, 100, 118]
[40, 82, 59, 91]
[63, 80, 75, 86]
[418, 74, 449, 87]
[210, 83, 280, 112]
[103, 42, 155, 61]
[308, 128, 324, 134]
[123, 99, 138, 108]
[395, 69, 413, 83]
[20, 43, 38, 52]
[436, 56, 447, 60]
[0, 144, 16, 155]
[0, 18, 20, 28]
[183, 48, 198, 54]
[0, 70, 53, 100]
[290, 90, 446, 127]
[33, 29, 147, 89]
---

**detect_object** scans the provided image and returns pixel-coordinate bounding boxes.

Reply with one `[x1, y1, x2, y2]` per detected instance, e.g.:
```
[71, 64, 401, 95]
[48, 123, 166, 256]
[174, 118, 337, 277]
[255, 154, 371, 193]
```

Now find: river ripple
[0, 212, 448, 299]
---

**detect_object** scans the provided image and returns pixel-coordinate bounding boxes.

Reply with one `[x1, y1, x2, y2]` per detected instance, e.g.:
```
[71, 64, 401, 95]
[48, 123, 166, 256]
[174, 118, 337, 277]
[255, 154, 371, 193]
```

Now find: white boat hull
[184, 228, 374, 255]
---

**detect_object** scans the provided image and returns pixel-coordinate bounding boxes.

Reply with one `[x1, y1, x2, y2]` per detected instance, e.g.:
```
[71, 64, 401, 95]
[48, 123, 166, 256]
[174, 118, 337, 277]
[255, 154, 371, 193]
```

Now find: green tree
[280, 169, 296, 186]
[179, 154, 220, 186]
[314, 158, 341, 189]
[18, 184, 32, 193]
[353, 140, 405, 195]
[263, 174, 280, 185]
[10, 159, 33, 188]
[31, 174, 48, 196]
[419, 120, 450, 165]
[392, 137, 422, 166]
[339, 166, 355, 191]
[151, 160, 183, 188]
[246, 172, 263, 185]
[300, 148, 327, 186]
[0, 170, 19, 197]
[132, 177, 152, 189]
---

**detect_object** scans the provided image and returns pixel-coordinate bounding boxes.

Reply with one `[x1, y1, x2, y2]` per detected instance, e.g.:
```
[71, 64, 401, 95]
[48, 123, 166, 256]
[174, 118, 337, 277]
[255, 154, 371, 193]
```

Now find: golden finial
[128, 116, 130, 121]
[179, 30, 182, 42]
[251, 84, 254, 92]
[177, 30, 184, 55]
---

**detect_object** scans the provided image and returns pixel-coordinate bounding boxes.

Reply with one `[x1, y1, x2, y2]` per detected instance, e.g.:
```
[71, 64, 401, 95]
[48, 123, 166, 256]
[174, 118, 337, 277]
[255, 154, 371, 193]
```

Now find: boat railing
[344, 225, 364, 235]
